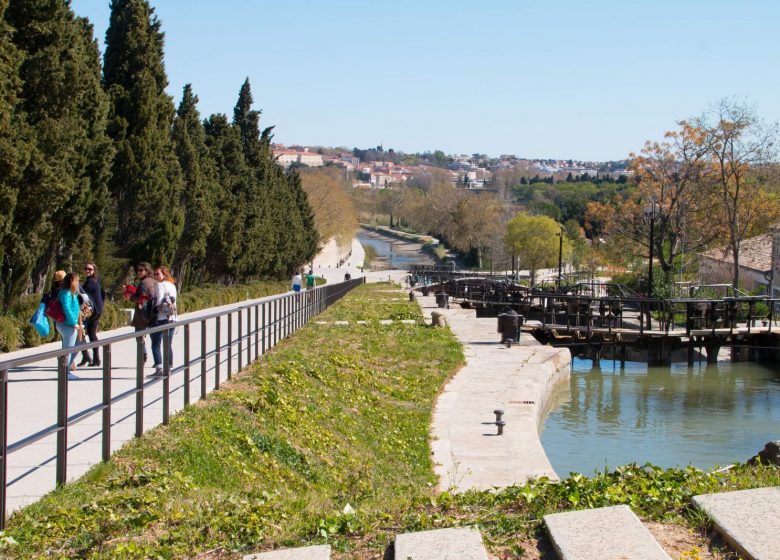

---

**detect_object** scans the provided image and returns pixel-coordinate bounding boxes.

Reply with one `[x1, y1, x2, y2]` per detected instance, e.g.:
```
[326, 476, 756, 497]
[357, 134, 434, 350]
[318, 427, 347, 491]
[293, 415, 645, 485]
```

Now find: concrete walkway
[424, 295, 571, 491]
[0, 237, 365, 516]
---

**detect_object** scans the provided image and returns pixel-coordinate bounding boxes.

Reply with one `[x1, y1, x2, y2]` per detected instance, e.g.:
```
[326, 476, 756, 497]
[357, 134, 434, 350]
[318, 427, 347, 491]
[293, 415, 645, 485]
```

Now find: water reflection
[541, 358, 780, 475]
[356, 230, 434, 269]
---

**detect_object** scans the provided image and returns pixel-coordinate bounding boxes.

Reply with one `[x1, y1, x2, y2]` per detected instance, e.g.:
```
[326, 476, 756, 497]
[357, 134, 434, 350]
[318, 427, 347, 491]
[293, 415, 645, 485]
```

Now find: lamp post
[644, 200, 658, 298]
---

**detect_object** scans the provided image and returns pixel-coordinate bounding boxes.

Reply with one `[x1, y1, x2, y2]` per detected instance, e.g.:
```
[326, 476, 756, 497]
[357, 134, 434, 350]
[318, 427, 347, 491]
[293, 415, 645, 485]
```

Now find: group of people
[42, 263, 104, 380]
[126, 262, 178, 378]
[291, 270, 316, 293]
[44, 262, 177, 380]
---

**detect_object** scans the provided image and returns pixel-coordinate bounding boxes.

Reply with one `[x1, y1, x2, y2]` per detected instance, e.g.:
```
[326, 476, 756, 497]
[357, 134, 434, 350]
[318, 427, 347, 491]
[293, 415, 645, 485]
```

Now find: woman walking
[79, 262, 104, 367]
[150, 266, 177, 377]
[57, 272, 83, 380]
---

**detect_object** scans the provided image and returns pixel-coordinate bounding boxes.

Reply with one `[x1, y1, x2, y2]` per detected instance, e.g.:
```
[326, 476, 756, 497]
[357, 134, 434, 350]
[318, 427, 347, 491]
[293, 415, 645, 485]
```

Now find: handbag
[30, 303, 51, 337]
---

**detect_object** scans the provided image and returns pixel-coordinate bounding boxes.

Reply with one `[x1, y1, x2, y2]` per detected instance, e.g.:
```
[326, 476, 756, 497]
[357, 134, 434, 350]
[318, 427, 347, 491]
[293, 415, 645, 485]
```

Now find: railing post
[254, 304, 260, 360]
[274, 299, 279, 346]
[227, 312, 233, 380]
[261, 302, 266, 355]
[0, 367, 8, 530]
[247, 305, 252, 365]
[184, 324, 190, 406]
[200, 320, 207, 400]
[101, 345, 112, 462]
[215, 315, 221, 390]
[162, 329, 170, 425]
[56, 355, 68, 487]
[135, 337, 144, 437]
[238, 308, 243, 372]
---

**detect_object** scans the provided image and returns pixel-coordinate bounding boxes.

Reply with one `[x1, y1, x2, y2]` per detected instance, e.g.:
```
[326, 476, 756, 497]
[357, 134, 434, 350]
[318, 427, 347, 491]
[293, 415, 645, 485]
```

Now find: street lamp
[644, 199, 658, 298]
[556, 227, 564, 292]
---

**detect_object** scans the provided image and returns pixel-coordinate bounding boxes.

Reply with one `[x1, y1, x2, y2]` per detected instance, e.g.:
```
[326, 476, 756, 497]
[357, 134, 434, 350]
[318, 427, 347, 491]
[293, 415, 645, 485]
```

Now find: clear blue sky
[70, 0, 780, 161]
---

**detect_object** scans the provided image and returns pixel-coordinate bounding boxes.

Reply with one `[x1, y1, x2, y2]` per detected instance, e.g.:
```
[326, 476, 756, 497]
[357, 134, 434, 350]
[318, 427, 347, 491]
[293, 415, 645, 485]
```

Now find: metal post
[247, 305, 252, 364]
[261, 302, 266, 355]
[200, 320, 207, 400]
[648, 213, 655, 299]
[184, 324, 190, 406]
[227, 312, 233, 380]
[162, 329, 170, 425]
[101, 345, 112, 462]
[215, 316, 221, 390]
[557, 229, 563, 292]
[56, 355, 68, 486]
[238, 308, 243, 371]
[135, 337, 144, 437]
[254, 304, 259, 360]
[0, 368, 8, 530]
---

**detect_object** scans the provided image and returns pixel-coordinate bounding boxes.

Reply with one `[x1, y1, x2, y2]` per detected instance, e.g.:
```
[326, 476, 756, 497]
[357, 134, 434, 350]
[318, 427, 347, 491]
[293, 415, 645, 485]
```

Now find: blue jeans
[56, 322, 79, 367]
[150, 319, 173, 368]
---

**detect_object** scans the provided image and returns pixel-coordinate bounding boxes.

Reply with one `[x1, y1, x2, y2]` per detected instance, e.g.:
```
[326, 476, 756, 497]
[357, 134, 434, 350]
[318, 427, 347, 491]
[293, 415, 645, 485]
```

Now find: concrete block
[379, 319, 393, 325]
[243, 545, 331, 560]
[394, 526, 487, 560]
[333, 321, 349, 326]
[693, 487, 780, 560]
[544, 505, 671, 560]
[400, 319, 417, 324]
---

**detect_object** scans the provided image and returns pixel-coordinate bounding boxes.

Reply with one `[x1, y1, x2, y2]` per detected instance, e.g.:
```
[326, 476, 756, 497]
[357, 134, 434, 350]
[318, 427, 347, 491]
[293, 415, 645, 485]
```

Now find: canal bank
[424, 295, 571, 491]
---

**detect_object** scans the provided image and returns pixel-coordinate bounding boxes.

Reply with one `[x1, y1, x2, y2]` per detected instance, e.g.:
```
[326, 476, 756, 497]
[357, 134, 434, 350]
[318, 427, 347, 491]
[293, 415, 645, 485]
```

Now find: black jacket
[82, 275, 105, 315]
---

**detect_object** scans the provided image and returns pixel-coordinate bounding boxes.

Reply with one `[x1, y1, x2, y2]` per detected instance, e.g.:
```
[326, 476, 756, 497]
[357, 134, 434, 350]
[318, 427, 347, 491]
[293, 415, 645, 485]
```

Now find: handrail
[0, 277, 365, 528]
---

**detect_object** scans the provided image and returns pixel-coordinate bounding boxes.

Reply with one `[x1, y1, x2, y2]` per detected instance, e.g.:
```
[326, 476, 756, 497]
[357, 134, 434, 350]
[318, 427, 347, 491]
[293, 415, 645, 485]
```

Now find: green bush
[0, 316, 22, 352]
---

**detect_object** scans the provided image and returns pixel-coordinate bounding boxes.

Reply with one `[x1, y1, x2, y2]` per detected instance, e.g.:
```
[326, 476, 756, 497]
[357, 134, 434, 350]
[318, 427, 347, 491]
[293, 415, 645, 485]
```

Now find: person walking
[149, 266, 177, 377]
[78, 262, 104, 367]
[291, 271, 302, 293]
[305, 270, 316, 290]
[56, 272, 83, 380]
[127, 262, 158, 364]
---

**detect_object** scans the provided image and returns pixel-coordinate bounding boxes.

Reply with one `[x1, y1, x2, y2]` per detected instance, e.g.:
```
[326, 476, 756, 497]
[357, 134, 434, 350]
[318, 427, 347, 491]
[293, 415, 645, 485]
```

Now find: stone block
[544, 505, 671, 560]
[243, 544, 331, 560]
[693, 487, 780, 560]
[394, 527, 487, 560]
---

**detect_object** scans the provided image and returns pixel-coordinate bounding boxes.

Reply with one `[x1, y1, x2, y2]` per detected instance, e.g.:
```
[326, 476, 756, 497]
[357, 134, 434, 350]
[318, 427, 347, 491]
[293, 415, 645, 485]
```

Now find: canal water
[356, 230, 434, 269]
[541, 358, 780, 475]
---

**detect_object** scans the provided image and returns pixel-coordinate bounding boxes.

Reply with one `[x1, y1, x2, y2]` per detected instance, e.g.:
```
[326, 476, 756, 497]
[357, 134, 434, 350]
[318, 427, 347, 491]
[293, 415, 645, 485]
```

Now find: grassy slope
[1, 283, 777, 559]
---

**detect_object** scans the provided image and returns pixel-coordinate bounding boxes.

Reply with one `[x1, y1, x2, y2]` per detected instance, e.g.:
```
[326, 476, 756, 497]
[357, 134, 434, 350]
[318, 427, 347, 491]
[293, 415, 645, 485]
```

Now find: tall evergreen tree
[287, 169, 318, 266]
[2, 0, 112, 304]
[172, 84, 217, 287]
[103, 0, 183, 266]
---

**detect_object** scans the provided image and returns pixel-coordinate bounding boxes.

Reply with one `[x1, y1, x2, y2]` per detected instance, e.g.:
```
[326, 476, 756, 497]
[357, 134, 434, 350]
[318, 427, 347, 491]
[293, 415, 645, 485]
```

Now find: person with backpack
[127, 262, 158, 364]
[57, 272, 83, 379]
[149, 266, 177, 377]
[78, 262, 104, 367]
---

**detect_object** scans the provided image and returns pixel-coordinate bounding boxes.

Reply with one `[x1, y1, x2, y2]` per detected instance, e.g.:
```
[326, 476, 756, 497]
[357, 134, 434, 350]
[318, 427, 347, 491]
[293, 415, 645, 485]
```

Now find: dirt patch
[644, 520, 738, 559]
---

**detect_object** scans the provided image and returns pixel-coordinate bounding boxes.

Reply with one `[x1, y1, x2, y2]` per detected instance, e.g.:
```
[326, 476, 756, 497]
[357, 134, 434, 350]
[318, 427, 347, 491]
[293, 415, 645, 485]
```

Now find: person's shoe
[78, 356, 91, 367]
[69, 362, 77, 372]
[149, 366, 164, 378]
[92, 359, 101, 368]
[144, 353, 148, 364]
[67, 372, 79, 381]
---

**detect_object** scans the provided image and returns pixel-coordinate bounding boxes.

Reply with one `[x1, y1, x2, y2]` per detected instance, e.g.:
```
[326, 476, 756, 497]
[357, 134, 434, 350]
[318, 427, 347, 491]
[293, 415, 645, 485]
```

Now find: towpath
[422, 295, 571, 491]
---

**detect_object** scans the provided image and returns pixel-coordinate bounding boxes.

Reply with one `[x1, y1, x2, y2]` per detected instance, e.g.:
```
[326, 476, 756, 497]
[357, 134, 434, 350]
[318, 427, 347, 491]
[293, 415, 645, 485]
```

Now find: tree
[298, 168, 356, 250]
[287, 169, 318, 265]
[172, 84, 217, 287]
[690, 100, 780, 289]
[103, 0, 183, 266]
[3, 0, 112, 304]
[449, 192, 503, 269]
[505, 213, 567, 285]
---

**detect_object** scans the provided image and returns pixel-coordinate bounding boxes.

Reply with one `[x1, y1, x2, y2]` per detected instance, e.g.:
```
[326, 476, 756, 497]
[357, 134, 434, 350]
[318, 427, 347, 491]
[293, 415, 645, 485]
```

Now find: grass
[1, 282, 777, 559]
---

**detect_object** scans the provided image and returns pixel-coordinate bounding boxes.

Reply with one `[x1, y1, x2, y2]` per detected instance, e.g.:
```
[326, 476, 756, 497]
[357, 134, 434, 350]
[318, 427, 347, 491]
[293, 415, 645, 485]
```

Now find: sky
[69, 0, 780, 162]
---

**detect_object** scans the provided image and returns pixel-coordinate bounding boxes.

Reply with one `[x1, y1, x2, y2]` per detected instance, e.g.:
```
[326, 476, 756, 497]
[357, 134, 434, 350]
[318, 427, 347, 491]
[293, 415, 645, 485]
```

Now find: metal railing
[0, 277, 364, 528]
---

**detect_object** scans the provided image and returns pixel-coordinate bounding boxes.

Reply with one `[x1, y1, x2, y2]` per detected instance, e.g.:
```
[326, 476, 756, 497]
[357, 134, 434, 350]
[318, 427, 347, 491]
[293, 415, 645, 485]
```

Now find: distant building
[699, 227, 780, 295]
[272, 147, 324, 168]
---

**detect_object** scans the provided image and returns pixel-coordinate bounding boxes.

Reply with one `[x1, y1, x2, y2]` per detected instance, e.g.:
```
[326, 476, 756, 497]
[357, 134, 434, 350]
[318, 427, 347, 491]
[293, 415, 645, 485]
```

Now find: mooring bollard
[493, 409, 505, 435]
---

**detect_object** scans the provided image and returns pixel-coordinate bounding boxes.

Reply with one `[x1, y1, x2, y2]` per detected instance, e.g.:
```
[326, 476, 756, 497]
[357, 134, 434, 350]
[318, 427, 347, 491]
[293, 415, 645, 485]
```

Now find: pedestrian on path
[127, 262, 158, 364]
[305, 270, 316, 290]
[149, 266, 177, 377]
[78, 262, 104, 367]
[291, 271, 302, 293]
[56, 272, 83, 379]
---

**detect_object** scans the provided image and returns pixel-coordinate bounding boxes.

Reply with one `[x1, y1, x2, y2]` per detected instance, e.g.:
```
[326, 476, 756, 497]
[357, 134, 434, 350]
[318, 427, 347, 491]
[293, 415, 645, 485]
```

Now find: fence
[0, 277, 365, 528]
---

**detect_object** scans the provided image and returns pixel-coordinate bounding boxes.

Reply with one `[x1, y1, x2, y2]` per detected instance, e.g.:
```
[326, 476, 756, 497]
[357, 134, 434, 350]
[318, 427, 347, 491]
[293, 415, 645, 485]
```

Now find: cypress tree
[2, 0, 113, 303]
[287, 169, 318, 266]
[172, 84, 217, 286]
[103, 0, 183, 266]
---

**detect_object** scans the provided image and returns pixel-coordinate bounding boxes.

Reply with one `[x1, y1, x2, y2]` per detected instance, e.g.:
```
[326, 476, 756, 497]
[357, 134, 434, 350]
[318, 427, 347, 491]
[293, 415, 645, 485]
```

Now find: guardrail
[0, 277, 365, 528]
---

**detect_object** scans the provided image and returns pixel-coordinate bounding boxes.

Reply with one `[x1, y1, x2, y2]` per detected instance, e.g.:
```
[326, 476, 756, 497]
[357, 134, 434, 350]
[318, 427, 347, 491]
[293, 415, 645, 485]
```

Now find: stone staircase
[243, 486, 779, 560]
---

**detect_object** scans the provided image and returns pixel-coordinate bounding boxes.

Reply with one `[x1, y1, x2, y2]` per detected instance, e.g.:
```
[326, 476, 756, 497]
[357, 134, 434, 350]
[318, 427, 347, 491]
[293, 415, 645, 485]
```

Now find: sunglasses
[84, 267, 94, 271]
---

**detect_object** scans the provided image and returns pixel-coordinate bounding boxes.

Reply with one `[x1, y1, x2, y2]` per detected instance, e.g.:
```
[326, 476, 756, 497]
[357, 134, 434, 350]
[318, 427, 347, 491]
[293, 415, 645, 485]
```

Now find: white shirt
[292, 273, 302, 288]
[156, 280, 178, 321]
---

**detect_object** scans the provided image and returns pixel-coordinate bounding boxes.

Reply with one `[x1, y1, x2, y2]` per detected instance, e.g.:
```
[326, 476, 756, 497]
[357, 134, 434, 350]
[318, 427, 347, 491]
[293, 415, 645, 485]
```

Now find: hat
[53, 270, 66, 282]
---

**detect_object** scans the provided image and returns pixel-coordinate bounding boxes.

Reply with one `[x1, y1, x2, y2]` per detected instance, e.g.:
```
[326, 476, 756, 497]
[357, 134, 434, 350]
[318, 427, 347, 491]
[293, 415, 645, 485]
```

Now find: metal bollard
[494, 409, 505, 435]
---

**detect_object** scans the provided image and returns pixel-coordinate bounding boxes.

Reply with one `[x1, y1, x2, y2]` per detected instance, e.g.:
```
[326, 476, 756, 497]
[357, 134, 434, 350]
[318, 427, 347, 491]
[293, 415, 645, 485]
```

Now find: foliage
[505, 213, 569, 285]
[512, 180, 631, 226]
[299, 167, 359, 250]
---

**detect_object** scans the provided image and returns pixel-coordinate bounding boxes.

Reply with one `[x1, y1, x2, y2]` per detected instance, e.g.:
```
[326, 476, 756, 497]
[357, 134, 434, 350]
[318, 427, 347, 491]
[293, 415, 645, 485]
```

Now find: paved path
[0, 237, 365, 516]
[422, 295, 571, 491]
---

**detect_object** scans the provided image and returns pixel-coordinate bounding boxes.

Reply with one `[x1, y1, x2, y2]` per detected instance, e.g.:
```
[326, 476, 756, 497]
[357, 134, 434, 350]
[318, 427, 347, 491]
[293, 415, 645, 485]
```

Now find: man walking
[305, 270, 316, 290]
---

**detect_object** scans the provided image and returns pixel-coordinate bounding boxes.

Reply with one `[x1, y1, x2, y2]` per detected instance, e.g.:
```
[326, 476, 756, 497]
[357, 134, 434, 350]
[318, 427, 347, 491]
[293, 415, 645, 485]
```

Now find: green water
[540, 358, 780, 476]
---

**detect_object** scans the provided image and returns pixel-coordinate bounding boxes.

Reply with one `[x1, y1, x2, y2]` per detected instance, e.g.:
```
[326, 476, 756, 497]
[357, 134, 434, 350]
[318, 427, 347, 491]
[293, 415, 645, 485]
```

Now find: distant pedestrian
[78, 262, 104, 367]
[305, 270, 316, 290]
[292, 271, 302, 293]
[57, 272, 83, 379]
[150, 266, 177, 377]
[126, 262, 158, 364]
